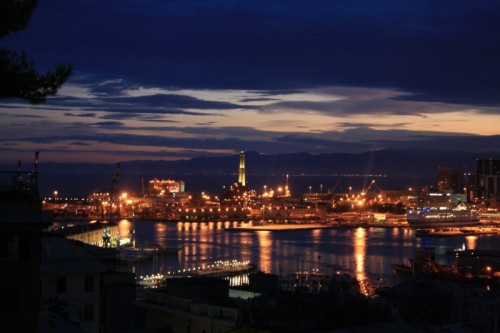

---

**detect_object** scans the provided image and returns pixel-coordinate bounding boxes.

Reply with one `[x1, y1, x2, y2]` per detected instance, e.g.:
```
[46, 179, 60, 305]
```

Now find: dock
[415, 226, 499, 237]
[225, 222, 338, 232]
[137, 260, 256, 288]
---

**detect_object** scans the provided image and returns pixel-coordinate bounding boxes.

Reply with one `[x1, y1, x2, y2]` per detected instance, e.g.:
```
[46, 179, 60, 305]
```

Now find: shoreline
[225, 223, 337, 232]
[225, 221, 410, 232]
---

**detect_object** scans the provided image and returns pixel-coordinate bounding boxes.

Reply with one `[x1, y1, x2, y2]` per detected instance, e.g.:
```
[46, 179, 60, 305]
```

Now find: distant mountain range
[2, 149, 499, 196]
[4, 149, 497, 177]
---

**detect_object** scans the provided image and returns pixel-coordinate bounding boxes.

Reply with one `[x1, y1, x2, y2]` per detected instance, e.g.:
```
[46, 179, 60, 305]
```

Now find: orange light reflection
[354, 227, 369, 296]
[257, 231, 272, 273]
[118, 219, 131, 241]
[465, 236, 477, 250]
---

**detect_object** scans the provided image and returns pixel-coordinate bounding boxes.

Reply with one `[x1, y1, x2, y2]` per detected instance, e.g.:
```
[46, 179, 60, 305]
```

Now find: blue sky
[1, 0, 499, 163]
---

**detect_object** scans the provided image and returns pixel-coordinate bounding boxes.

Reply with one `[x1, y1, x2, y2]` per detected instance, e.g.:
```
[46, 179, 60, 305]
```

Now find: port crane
[2, 151, 40, 195]
[361, 179, 382, 197]
[330, 178, 341, 194]
[110, 162, 121, 219]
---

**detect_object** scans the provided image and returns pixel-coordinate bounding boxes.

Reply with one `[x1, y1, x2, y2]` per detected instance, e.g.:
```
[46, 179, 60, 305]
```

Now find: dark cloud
[5, 0, 500, 106]
[98, 107, 206, 116]
[0, 112, 46, 119]
[2, 0, 500, 164]
[100, 113, 178, 122]
[194, 121, 217, 126]
[261, 90, 465, 117]
[64, 112, 97, 118]
[109, 94, 250, 110]
[239, 97, 280, 103]
[336, 122, 412, 130]
[91, 121, 125, 127]
[70, 141, 91, 146]
[18, 83, 251, 117]
[42, 94, 227, 116]
[89, 79, 138, 97]
[2, 123, 498, 157]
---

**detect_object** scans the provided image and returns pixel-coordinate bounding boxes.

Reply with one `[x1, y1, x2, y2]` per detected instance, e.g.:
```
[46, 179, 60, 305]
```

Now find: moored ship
[406, 204, 480, 228]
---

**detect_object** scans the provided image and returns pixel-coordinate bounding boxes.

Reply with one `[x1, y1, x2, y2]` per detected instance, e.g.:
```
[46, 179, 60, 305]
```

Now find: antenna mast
[32, 151, 40, 198]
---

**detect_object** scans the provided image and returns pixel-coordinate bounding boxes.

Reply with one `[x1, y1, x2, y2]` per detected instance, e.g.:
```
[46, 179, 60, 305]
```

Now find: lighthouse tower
[238, 151, 246, 186]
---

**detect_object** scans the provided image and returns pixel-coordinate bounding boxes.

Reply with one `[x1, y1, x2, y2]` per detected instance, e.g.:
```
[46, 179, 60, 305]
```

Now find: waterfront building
[137, 278, 248, 332]
[0, 189, 50, 333]
[2, 160, 138, 332]
[40, 233, 136, 332]
[88, 191, 117, 220]
[303, 192, 334, 205]
[0, 158, 50, 333]
[99, 271, 137, 332]
[460, 285, 500, 332]
[414, 189, 453, 207]
[437, 165, 465, 194]
[40, 233, 105, 332]
[379, 274, 500, 331]
[148, 178, 185, 196]
[381, 189, 418, 207]
[55, 221, 123, 247]
[476, 159, 500, 208]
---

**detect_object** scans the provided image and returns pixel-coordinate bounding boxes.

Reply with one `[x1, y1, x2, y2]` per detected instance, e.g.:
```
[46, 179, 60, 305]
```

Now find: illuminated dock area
[225, 222, 338, 232]
[137, 260, 255, 288]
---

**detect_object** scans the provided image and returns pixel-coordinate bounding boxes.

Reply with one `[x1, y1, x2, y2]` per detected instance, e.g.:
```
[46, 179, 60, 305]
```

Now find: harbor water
[120, 220, 500, 286]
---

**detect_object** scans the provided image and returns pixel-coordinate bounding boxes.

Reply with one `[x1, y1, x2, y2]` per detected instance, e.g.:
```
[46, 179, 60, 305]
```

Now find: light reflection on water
[465, 235, 477, 249]
[354, 227, 366, 279]
[256, 231, 272, 273]
[120, 220, 500, 285]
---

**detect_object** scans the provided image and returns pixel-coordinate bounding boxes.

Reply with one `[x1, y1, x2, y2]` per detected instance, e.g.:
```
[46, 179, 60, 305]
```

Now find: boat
[391, 247, 454, 277]
[479, 210, 500, 224]
[406, 204, 480, 228]
[415, 227, 498, 237]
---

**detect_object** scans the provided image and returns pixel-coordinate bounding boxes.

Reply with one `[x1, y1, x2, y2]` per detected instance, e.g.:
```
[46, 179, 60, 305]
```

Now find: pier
[225, 222, 337, 232]
[137, 260, 256, 288]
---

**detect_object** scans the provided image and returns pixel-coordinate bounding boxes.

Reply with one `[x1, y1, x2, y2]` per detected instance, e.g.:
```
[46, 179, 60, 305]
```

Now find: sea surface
[39, 173, 434, 197]
[119, 220, 500, 287]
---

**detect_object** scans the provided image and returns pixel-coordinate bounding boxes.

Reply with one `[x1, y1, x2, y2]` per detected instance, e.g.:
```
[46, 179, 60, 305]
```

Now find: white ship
[406, 204, 480, 228]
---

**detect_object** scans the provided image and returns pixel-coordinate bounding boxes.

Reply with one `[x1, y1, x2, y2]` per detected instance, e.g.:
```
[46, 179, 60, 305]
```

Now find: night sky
[1, 0, 499, 164]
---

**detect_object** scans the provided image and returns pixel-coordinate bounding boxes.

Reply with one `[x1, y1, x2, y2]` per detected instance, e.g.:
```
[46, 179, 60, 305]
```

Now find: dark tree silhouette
[0, 0, 72, 104]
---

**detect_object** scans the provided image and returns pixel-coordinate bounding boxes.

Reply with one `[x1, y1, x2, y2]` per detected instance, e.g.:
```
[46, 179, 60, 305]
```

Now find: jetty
[137, 260, 256, 288]
[225, 222, 337, 232]
[415, 226, 499, 238]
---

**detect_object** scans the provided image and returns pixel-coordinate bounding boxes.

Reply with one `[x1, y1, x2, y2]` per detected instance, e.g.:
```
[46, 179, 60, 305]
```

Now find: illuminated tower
[285, 173, 290, 196]
[238, 151, 246, 186]
[476, 159, 500, 207]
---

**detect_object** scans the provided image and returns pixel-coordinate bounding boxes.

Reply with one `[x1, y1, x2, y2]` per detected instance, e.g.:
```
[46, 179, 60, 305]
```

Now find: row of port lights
[138, 260, 252, 281]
